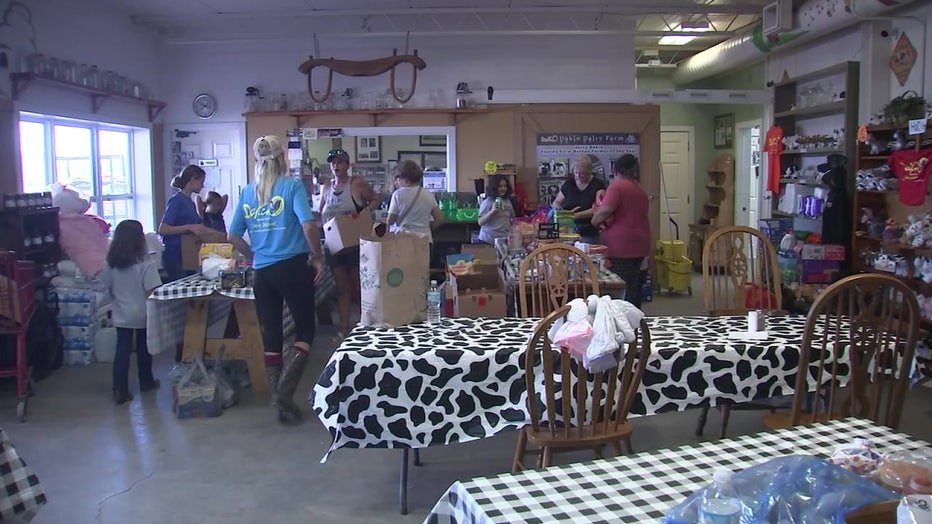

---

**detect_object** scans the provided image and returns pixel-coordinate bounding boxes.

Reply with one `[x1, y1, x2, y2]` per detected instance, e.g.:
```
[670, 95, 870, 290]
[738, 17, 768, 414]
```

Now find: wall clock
[193, 93, 217, 119]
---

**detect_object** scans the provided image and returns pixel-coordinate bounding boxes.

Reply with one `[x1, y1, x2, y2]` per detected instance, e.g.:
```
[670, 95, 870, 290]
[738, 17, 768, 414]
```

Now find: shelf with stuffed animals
[852, 92, 932, 323]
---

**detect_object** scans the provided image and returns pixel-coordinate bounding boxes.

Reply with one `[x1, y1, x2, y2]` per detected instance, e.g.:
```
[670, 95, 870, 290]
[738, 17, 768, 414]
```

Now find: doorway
[659, 127, 694, 243]
[734, 120, 761, 228]
[168, 123, 247, 228]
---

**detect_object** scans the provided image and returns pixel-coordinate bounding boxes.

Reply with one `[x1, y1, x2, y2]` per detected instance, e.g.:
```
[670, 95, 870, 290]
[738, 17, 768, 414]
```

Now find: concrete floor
[3, 274, 932, 523]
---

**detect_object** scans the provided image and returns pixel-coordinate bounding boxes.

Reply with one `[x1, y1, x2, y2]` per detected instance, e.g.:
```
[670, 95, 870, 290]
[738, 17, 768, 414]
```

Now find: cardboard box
[450, 266, 507, 318]
[801, 244, 846, 261]
[460, 244, 498, 266]
[801, 259, 840, 284]
[323, 213, 374, 255]
[181, 234, 202, 271]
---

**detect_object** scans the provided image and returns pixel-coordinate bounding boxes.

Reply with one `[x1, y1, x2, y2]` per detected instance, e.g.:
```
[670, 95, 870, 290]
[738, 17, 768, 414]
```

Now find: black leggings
[253, 254, 317, 354]
[608, 256, 645, 309]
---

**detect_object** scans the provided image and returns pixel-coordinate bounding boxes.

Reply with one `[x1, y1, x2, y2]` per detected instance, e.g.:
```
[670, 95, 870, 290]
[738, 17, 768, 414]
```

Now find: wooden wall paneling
[453, 108, 516, 191]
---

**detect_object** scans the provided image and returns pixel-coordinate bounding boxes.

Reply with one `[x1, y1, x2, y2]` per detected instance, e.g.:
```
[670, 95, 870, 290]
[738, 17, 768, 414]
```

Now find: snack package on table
[829, 439, 883, 475]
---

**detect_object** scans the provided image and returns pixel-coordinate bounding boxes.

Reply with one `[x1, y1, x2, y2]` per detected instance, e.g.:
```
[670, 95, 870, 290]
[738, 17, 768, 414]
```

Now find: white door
[734, 122, 762, 228]
[171, 125, 246, 227]
[659, 130, 693, 243]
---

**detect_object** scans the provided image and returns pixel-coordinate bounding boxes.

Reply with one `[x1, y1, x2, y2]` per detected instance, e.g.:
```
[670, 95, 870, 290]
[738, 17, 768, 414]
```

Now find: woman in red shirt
[591, 154, 651, 308]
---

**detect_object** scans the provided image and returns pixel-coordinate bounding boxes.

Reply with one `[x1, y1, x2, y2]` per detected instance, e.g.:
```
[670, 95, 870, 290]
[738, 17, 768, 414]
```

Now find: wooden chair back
[792, 273, 920, 429]
[524, 305, 651, 439]
[702, 225, 782, 315]
[518, 244, 601, 318]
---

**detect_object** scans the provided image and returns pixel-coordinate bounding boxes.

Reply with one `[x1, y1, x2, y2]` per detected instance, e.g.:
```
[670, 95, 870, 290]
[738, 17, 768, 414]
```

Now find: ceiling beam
[134, 3, 762, 25]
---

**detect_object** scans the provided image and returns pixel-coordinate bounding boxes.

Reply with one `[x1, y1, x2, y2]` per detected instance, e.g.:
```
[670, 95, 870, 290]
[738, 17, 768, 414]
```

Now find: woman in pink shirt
[591, 154, 651, 308]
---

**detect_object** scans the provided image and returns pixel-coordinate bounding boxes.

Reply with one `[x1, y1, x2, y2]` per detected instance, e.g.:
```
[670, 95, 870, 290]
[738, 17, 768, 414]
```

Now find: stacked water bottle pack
[51, 260, 114, 366]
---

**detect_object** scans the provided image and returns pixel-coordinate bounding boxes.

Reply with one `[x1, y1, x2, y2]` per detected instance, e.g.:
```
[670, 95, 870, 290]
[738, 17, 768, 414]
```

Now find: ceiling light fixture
[658, 22, 711, 45]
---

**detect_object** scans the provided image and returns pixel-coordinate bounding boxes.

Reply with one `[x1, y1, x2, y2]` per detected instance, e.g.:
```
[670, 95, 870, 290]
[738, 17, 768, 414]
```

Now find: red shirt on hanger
[890, 148, 932, 206]
[764, 126, 784, 194]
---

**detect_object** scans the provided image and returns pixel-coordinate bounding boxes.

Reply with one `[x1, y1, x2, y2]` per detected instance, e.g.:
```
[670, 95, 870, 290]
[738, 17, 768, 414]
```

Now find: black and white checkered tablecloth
[312, 315, 819, 459]
[425, 418, 930, 524]
[146, 269, 335, 355]
[0, 428, 47, 520]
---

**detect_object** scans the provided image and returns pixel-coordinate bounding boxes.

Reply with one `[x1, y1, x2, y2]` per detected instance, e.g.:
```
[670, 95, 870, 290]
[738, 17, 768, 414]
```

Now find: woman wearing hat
[319, 148, 380, 339]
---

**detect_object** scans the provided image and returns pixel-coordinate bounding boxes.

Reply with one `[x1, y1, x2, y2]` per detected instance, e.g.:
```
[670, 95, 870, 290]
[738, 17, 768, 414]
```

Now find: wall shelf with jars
[243, 108, 489, 127]
[10, 73, 167, 122]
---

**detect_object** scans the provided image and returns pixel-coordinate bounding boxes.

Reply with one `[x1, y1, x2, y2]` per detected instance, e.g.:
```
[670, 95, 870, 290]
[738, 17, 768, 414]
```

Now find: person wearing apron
[320, 148, 379, 339]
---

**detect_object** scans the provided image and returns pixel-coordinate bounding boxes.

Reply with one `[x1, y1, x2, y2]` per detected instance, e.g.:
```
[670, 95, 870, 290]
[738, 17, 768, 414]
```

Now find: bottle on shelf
[427, 280, 442, 325]
[699, 470, 742, 524]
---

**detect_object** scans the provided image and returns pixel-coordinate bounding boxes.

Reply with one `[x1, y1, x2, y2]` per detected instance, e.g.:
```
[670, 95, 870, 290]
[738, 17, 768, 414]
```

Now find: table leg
[181, 300, 209, 360]
[413, 449, 421, 467]
[202, 301, 268, 393]
[400, 449, 409, 515]
[232, 300, 268, 394]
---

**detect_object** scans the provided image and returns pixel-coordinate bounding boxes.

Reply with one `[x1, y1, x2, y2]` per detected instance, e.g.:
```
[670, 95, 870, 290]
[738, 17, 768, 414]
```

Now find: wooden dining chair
[696, 225, 784, 438]
[763, 273, 920, 431]
[512, 304, 651, 472]
[518, 244, 601, 318]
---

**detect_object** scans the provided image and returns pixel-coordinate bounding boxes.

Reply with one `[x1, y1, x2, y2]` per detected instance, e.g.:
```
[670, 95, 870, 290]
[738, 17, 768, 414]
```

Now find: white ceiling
[97, 0, 770, 63]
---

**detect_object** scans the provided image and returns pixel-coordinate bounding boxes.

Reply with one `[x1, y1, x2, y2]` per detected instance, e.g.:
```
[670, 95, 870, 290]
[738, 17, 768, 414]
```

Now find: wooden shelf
[772, 62, 852, 89]
[781, 147, 843, 156]
[867, 123, 932, 134]
[0, 206, 59, 216]
[772, 210, 823, 220]
[856, 189, 897, 195]
[244, 108, 489, 117]
[779, 178, 828, 188]
[10, 73, 166, 122]
[774, 100, 847, 120]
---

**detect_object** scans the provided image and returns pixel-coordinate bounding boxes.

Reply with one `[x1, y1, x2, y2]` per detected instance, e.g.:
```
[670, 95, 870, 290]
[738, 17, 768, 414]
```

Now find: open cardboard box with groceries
[447, 245, 506, 318]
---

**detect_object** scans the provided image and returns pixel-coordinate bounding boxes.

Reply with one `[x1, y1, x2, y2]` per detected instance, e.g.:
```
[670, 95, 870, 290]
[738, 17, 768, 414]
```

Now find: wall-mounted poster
[536, 133, 640, 205]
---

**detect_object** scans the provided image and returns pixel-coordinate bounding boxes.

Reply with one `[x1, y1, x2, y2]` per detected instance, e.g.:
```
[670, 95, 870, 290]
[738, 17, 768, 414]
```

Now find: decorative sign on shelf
[909, 118, 928, 135]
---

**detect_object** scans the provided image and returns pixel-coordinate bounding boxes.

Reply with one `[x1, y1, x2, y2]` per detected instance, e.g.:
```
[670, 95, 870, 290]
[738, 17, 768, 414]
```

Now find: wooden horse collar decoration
[298, 49, 426, 105]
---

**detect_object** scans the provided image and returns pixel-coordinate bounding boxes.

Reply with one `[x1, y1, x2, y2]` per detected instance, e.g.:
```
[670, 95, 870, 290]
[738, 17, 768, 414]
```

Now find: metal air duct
[672, 0, 918, 85]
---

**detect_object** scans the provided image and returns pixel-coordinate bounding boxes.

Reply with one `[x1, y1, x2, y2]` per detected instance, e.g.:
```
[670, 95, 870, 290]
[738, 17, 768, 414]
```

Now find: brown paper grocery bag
[359, 230, 430, 327]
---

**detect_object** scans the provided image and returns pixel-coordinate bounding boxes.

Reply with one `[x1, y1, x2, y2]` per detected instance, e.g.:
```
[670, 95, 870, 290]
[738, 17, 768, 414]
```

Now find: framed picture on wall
[423, 152, 447, 170]
[397, 150, 424, 167]
[356, 136, 382, 163]
[387, 159, 398, 173]
[714, 113, 734, 149]
[419, 135, 446, 147]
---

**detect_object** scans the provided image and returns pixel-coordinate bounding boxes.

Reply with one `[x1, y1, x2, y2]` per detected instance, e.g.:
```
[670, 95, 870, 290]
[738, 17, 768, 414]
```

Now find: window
[18, 113, 140, 227]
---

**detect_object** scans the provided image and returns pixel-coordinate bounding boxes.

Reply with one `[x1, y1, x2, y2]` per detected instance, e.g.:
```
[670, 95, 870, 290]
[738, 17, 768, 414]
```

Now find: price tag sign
[909, 118, 927, 135]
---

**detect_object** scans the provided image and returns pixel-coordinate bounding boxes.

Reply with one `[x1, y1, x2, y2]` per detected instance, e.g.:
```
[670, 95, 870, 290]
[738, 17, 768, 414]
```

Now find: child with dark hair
[102, 219, 162, 405]
[197, 190, 228, 233]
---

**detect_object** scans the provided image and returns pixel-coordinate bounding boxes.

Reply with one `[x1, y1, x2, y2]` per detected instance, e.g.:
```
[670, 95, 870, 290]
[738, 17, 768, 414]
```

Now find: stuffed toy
[51, 183, 110, 277]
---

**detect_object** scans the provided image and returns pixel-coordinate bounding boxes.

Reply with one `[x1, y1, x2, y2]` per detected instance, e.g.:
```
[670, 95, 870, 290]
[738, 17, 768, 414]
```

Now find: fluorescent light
[658, 35, 696, 45]
[658, 22, 710, 45]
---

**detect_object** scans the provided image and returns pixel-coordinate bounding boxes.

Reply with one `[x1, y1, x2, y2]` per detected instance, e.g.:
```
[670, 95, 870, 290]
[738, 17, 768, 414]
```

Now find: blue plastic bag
[663, 455, 897, 524]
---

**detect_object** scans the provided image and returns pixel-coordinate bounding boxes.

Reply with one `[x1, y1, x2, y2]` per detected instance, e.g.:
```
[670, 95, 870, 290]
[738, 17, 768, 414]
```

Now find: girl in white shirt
[101, 220, 162, 405]
[387, 160, 444, 241]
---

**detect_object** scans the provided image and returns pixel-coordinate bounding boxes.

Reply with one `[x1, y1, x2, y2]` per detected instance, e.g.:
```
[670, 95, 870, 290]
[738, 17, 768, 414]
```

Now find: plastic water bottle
[699, 470, 741, 524]
[427, 280, 442, 325]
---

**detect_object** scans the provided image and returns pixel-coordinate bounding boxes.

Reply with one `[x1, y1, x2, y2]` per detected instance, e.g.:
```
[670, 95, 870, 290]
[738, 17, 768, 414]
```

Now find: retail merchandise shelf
[781, 148, 843, 156]
[774, 101, 847, 120]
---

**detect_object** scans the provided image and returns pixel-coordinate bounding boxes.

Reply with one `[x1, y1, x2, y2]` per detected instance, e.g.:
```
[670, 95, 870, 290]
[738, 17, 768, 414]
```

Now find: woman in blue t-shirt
[228, 135, 324, 425]
[158, 165, 222, 281]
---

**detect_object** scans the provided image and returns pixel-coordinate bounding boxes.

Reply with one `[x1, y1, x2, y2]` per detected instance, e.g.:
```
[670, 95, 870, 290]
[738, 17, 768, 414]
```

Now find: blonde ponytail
[252, 135, 285, 206]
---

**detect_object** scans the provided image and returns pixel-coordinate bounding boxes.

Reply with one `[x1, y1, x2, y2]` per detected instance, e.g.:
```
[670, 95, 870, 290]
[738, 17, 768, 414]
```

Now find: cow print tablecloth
[311, 314, 817, 460]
